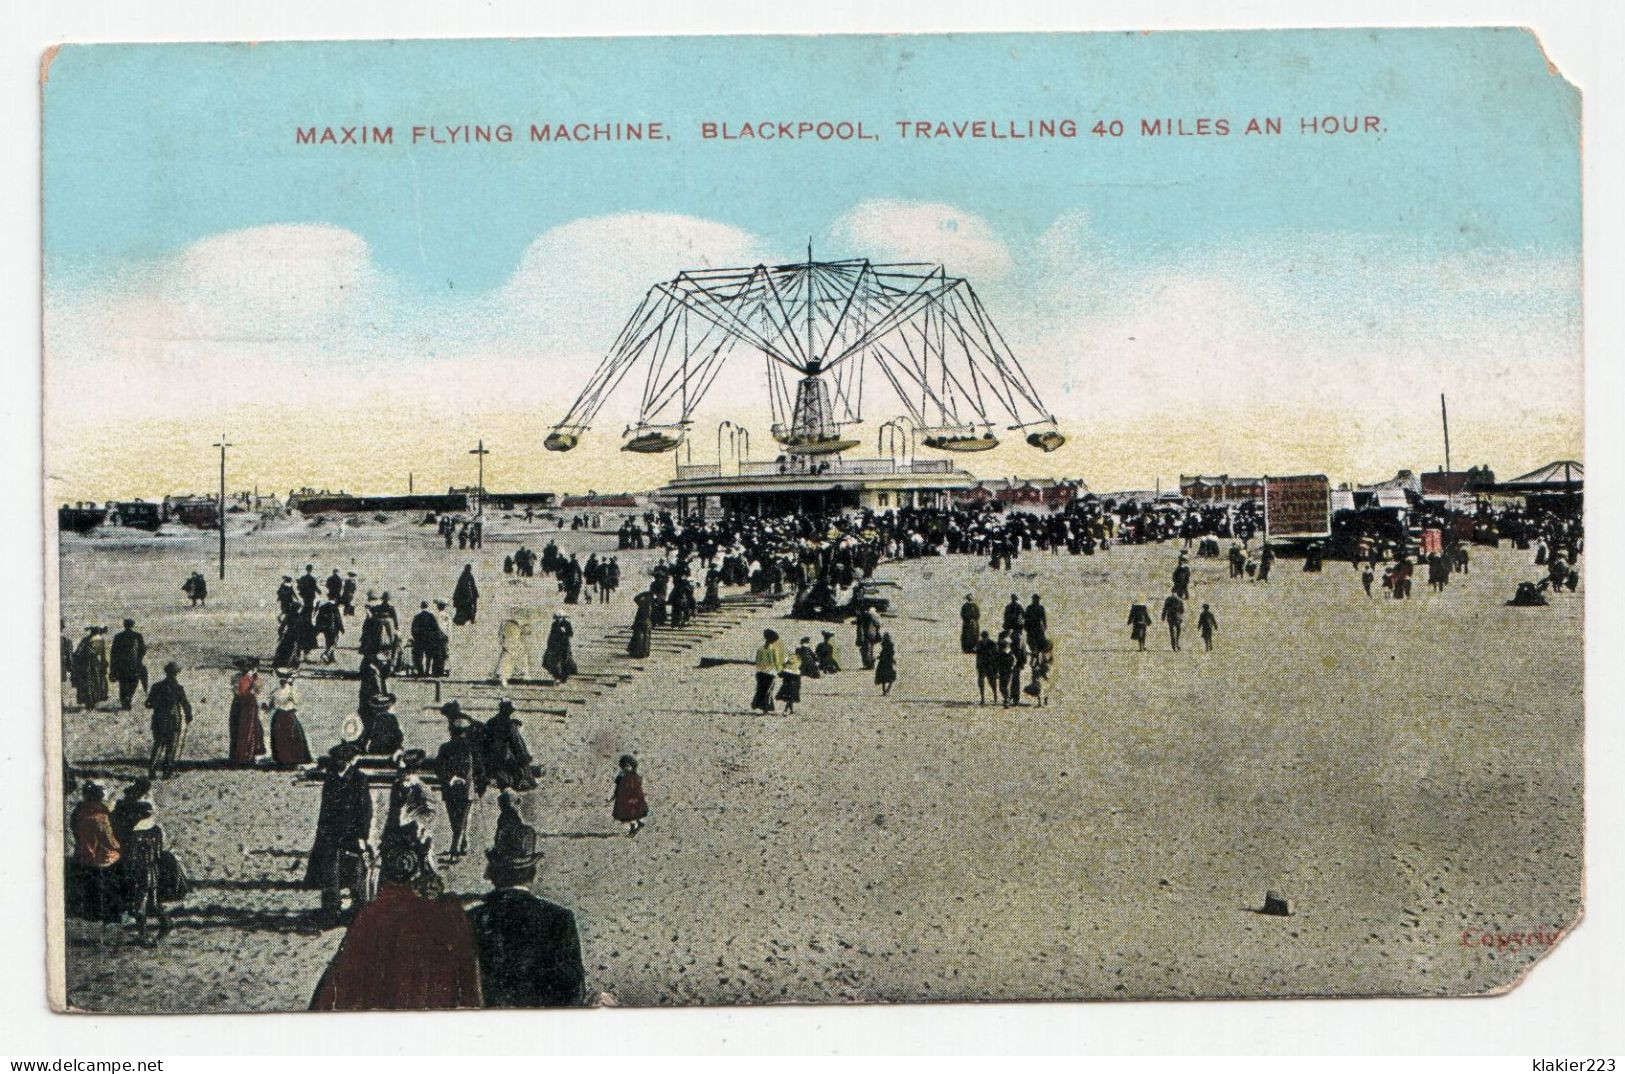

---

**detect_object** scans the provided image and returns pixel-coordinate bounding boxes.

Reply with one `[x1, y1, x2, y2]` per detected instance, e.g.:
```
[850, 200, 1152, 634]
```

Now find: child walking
[612, 754, 648, 836]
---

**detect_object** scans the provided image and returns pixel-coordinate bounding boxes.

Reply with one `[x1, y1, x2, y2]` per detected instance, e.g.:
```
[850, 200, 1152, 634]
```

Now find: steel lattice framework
[544, 255, 1065, 455]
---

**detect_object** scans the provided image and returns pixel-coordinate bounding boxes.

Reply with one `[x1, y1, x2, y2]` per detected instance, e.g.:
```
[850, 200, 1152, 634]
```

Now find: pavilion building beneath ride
[654, 455, 978, 517]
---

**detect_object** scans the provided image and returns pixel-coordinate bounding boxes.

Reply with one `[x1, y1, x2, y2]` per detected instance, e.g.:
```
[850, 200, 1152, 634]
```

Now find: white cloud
[828, 199, 1013, 278]
[43, 205, 1582, 496]
[496, 212, 772, 350]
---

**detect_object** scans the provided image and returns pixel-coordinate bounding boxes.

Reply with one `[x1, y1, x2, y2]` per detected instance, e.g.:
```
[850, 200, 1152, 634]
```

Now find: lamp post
[717, 420, 735, 468]
[468, 439, 489, 517]
[736, 427, 749, 462]
[212, 434, 232, 579]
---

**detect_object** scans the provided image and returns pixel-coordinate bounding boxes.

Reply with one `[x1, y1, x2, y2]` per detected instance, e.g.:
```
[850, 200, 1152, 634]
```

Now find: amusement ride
[544, 251, 1065, 459]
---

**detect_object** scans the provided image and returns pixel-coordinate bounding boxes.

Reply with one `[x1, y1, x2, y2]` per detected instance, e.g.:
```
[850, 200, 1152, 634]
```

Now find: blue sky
[45, 29, 1578, 289]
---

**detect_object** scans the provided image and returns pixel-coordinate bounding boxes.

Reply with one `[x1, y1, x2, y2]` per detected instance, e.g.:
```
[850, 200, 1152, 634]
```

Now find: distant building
[1420, 466, 1495, 498]
[162, 494, 220, 529]
[655, 456, 975, 517]
[952, 477, 1086, 509]
[1180, 474, 1265, 503]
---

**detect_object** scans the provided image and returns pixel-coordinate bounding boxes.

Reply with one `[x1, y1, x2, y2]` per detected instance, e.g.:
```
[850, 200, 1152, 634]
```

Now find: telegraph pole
[212, 434, 232, 580]
[1440, 393, 1452, 474]
[469, 439, 489, 516]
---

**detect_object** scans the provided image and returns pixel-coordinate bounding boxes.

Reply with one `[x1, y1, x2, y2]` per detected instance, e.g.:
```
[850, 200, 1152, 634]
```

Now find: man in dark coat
[110, 618, 148, 710]
[410, 601, 442, 677]
[453, 565, 480, 625]
[434, 704, 482, 857]
[1022, 594, 1048, 651]
[297, 565, 320, 611]
[1172, 559, 1192, 601]
[145, 661, 193, 780]
[1160, 590, 1186, 652]
[326, 568, 344, 601]
[467, 817, 586, 1007]
[305, 742, 374, 925]
[1002, 594, 1024, 637]
[959, 595, 980, 654]
[975, 631, 999, 705]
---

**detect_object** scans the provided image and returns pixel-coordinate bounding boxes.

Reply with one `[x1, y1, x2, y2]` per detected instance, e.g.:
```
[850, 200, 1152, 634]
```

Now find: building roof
[1500, 459, 1583, 489]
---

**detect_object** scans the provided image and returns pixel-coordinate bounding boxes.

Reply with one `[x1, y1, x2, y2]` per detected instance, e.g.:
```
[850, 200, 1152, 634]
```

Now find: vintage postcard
[43, 28, 1582, 1012]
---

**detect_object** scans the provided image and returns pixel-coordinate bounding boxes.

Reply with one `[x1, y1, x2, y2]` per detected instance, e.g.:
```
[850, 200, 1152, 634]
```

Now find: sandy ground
[55, 515, 1583, 1010]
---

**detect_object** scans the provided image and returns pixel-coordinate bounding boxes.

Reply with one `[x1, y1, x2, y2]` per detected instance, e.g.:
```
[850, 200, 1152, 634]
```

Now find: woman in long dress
[541, 614, 577, 683]
[268, 669, 313, 766]
[776, 649, 802, 714]
[627, 590, 654, 658]
[227, 658, 265, 766]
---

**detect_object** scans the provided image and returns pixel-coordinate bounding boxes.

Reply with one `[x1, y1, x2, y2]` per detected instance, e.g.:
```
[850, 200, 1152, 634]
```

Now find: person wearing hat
[339, 572, 358, 616]
[959, 594, 981, 654]
[410, 601, 442, 678]
[815, 630, 841, 674]
[297, 564, 320, 612]
[751, 629, 785, 712]
[309, 820, 482, 1010]
[109, 618, 148, 711]
[313, 596, 345, 664]
[68, 781, 121, 923]
[874, 632, 898, 697]
[611, 754, 648, 837]
[276, 575, 298, 618]
[483, 699, 536, 791]
[227, 657, 266, 766]
[432, 600, 453, 676]
[358, 693, 404, 755]
[1198, 603, 1220, 652]
[1126, 597, 1152, 652]
[268, 668, 313, 766]
[794, 636, 820, 681]
[541, 612, 577, 684]
[181, 570, 208, 607]
[144, 661, 193, 780]
[71, 626, 110, 710]
[1160, 587, 1186, 652]
[434, 702, 481, 857]
[467, 817, 586, 1007]
[304, 742, 374, 925]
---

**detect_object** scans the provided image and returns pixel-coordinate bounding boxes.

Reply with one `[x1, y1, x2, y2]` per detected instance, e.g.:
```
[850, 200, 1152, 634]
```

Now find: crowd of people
[60, 488, 1584, 1008]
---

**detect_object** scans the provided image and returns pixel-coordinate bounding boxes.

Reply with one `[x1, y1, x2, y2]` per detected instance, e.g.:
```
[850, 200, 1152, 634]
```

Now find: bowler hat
[440, 700, 463, 717]
[486, 818, 544, 870]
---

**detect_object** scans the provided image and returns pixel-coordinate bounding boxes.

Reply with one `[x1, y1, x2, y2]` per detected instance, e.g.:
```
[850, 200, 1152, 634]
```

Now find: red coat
[612, 771, 647, 822]
[228, 672, 265, 765]
[310, 883, 483, 1010]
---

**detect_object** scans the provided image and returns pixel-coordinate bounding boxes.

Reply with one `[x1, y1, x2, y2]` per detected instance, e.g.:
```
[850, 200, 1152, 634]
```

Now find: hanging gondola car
[1026, 430, 1066, 452]
[621, 425, 685, 453]
[544, 430, 580, 452]
[923, 427, 1000, 452]
[772, 424, 862, 455]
